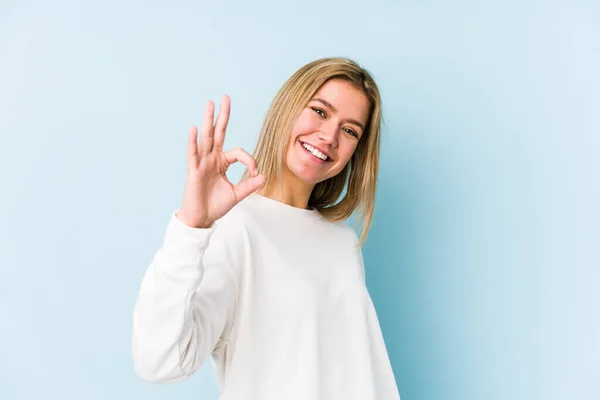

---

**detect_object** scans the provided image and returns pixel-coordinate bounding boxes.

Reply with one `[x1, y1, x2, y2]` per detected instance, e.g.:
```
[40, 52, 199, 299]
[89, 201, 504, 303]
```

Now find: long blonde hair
[240, 57, 383, 247]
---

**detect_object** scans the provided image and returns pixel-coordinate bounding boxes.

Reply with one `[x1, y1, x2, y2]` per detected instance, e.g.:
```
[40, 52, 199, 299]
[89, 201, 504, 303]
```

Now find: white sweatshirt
[132, 193, 400, 399]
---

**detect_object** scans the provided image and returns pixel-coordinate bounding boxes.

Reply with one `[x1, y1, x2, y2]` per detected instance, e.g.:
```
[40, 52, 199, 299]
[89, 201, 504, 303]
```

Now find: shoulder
[334, 220, 360, 244]
[313, 217, 361, 250]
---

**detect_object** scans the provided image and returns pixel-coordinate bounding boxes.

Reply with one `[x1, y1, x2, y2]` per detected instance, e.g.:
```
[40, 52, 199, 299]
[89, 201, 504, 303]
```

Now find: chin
[289, 163, 341, 186]
[292, 169, 324, 185]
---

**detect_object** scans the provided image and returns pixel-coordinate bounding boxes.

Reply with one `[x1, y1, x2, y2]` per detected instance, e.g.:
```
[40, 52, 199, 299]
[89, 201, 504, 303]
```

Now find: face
[284, 79, 370, 189]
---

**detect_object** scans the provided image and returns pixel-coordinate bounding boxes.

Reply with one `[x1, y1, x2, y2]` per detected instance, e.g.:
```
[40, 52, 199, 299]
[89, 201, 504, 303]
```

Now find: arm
[132, 210, 236, 383]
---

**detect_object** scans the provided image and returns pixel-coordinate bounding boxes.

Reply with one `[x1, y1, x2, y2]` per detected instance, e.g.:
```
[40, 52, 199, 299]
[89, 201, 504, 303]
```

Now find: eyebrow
[312, 97, 365, 132]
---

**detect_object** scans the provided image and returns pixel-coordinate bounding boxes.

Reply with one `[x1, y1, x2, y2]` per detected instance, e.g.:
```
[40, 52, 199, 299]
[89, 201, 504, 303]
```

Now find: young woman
[132, 57, 401, 399]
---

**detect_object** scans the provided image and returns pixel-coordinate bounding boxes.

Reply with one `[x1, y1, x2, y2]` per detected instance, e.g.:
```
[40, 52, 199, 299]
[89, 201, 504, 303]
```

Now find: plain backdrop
[1, 1, 599, 399]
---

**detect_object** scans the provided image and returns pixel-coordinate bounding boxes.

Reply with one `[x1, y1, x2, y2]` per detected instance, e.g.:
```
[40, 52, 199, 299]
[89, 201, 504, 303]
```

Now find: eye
[311, 106, 359, 138]
[312, 107, 326, 118]
[344, 128, 359, 138]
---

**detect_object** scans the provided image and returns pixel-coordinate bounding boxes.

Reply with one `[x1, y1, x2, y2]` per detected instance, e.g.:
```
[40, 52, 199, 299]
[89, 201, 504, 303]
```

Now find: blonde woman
[132, 57, 401, 399]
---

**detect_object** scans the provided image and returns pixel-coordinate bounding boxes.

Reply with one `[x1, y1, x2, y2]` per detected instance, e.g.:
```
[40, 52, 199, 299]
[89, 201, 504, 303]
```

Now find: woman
[132, 57, 401, 399]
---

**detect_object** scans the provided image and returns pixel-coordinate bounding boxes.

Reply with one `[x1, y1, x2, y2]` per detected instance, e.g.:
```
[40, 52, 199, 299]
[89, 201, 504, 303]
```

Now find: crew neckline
[246, 193, 322, 219]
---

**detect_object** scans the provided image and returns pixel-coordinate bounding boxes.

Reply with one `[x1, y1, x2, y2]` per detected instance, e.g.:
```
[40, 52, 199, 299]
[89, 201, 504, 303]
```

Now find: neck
[260, 178, 315, 210]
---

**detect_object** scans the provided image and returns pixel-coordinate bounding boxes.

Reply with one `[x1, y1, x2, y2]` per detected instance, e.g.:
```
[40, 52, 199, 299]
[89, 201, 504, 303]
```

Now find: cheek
[337, 142, 358, 163]
[291, 111, 320, 137]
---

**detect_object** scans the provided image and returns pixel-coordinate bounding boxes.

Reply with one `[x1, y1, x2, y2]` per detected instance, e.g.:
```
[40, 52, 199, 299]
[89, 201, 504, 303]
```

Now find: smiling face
[283, 79, 371, 191]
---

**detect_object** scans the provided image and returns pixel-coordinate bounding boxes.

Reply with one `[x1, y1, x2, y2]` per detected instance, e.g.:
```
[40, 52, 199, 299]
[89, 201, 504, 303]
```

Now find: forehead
[312, 79, 370, 125]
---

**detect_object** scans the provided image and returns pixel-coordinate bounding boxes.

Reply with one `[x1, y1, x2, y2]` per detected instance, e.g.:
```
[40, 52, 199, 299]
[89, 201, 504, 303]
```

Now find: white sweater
[132, 193, 400, 399]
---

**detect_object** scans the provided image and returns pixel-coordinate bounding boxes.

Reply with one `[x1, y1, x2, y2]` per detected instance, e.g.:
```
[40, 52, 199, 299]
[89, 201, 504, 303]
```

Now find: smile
[300, 141, 331, 163]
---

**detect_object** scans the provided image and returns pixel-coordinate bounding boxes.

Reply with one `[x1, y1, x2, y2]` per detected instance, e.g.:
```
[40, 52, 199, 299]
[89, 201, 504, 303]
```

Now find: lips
[300, 141, 333, 162]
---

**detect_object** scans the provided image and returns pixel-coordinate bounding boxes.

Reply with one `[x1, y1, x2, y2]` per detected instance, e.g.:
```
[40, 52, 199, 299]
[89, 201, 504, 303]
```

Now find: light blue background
[1, 1, 598, 399]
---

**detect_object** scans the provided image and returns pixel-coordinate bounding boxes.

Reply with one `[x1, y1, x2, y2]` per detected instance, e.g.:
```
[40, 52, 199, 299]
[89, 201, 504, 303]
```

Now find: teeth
[302, 143, 328, 161]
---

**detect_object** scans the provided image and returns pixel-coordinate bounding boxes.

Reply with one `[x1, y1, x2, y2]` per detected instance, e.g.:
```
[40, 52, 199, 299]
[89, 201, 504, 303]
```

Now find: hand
[177, 95, 265, 228]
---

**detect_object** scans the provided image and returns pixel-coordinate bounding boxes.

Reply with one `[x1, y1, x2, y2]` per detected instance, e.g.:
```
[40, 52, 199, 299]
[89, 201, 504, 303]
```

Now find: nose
[317, 120, 338, 147]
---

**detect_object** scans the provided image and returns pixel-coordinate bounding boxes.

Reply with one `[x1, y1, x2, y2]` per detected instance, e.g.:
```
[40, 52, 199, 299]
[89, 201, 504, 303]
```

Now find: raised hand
[177, 95, 265, 228]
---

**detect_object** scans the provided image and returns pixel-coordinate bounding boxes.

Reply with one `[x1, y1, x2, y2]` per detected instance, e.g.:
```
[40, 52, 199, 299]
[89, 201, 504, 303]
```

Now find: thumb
[233, 175, 266, 202]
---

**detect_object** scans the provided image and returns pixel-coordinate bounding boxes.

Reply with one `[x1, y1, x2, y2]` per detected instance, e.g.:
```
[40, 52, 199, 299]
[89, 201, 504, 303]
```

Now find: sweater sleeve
[132, 210, 237, 383]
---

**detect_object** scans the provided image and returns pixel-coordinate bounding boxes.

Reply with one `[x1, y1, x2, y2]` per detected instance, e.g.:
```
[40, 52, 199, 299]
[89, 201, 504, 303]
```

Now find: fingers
[198, 100, 215, 156]
[187, 126, 199, 168]
[234, 174, 266, 202]
[213, 95, 231, 152]
[223, 147, 264, 200]
[223, 147, 259, 175]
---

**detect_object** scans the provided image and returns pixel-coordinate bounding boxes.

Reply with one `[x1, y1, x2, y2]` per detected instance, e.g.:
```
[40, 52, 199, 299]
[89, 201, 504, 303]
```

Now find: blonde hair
[240, 57, 383, 247]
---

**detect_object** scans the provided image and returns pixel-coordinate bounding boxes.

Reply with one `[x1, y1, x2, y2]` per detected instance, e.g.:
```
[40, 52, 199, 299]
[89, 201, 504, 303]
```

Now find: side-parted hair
[240, 57, 383, 248]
